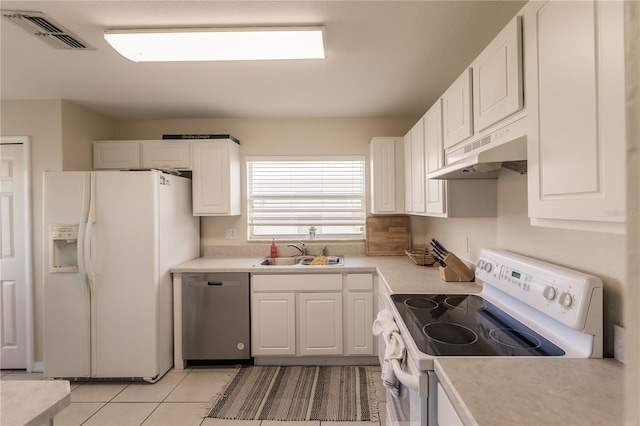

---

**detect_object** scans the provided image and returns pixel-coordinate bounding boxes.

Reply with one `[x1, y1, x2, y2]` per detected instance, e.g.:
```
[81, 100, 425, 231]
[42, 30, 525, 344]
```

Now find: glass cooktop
[390, 294, 565, 357]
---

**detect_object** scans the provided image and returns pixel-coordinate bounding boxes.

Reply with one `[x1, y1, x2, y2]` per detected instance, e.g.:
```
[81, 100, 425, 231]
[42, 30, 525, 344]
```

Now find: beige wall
[115, 116, 418, 247]
[61, 100, 115, 170]
[1, 99, 64, 365]
[1, 99, 115, 365]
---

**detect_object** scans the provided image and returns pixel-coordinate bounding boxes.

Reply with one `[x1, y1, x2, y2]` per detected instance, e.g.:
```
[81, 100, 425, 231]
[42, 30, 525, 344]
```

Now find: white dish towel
[372, 309, 406, 397]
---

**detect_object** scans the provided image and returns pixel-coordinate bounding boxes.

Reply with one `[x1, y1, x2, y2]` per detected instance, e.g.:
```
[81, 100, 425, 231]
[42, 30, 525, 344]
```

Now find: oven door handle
[391, 359, 419, 393]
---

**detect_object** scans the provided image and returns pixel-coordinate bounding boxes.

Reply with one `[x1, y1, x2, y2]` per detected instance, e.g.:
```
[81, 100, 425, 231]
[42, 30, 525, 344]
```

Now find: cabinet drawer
[346, 274, 373, 291]
[252, 274, 342, 292]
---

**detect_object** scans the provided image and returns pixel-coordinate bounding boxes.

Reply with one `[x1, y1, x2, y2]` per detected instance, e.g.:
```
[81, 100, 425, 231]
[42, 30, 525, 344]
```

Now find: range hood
[428, 116, 527, 180]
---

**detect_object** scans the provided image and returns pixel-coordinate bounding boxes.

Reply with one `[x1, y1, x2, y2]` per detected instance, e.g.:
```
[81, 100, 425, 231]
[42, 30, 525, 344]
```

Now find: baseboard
[32, 361, 44, 373]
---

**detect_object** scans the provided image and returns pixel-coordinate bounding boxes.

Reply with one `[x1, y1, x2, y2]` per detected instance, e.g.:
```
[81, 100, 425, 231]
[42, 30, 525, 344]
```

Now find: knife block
[439, 252, 475, 282]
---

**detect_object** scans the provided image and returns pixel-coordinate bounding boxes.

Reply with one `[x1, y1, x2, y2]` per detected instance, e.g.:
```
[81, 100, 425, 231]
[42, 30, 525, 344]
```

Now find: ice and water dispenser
[49, 224, 79, 273]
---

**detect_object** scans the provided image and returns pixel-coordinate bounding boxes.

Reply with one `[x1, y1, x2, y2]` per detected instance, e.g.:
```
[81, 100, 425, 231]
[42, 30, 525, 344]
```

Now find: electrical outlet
[225, 229, 237, 240]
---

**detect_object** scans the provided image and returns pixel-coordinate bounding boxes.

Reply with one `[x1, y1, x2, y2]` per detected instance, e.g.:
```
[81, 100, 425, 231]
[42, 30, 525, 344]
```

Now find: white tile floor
[1, 367, 387, 426]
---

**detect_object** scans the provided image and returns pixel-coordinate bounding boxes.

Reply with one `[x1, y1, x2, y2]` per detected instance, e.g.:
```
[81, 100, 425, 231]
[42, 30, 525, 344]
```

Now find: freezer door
[43, 172, 91, 378]
[90, 171, 160, 378]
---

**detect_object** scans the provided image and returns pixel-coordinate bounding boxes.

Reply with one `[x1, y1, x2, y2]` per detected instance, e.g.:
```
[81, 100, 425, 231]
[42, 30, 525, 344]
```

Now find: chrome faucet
[287, 242, 306, 256]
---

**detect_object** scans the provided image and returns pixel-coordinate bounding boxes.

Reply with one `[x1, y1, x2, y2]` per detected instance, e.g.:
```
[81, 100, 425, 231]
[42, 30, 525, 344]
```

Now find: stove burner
[404, 298, 438, 310]
[489, 328, 542, 349]
[423, 322, 478, 345]
[444, 295, 485, 311]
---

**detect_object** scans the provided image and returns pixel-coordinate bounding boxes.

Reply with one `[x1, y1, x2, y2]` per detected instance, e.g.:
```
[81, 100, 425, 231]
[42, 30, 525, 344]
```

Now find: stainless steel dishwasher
[182, 273, 250, 361]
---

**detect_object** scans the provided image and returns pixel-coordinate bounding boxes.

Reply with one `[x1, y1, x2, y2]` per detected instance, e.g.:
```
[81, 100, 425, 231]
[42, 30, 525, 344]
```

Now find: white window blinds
[247, 157, 366, 240]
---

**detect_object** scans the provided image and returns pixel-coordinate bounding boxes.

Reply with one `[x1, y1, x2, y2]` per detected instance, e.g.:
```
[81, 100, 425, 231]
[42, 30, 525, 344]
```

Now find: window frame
[246, 155, 367, 241]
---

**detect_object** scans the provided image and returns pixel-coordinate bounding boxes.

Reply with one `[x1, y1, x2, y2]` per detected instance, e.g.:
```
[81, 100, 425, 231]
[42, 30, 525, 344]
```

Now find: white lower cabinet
[251, 273, 375, 358]
[346, 292, 373, 355]
[437, 383, 463, 426]
[251, 292, 296, 355]
[299, 293, 343, 355]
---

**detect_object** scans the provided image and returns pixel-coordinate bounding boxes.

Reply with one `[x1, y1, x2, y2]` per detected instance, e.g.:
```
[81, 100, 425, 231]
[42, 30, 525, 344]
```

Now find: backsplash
[203, 242, 367, 258]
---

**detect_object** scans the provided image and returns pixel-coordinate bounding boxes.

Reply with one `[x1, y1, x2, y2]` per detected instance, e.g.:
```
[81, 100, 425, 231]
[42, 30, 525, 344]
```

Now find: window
[247, 156, 366, 240]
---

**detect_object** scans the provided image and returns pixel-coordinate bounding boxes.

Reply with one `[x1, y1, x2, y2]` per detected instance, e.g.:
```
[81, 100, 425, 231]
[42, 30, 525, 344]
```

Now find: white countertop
[1, 380, 71, 426]
[435, 358, 624, 426]
[171, 255, 482, 294]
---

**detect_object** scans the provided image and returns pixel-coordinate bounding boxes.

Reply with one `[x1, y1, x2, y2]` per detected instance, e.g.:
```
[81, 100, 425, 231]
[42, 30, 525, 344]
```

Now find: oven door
[378, 326, 436, 425]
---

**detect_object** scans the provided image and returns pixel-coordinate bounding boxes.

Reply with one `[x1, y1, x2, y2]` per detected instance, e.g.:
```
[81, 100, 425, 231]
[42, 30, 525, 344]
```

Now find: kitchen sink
[254, 255, 344, 267]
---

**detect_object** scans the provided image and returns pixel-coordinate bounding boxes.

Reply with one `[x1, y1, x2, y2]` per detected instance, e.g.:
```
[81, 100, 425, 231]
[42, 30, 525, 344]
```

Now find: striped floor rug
[208, 365, 379, 422]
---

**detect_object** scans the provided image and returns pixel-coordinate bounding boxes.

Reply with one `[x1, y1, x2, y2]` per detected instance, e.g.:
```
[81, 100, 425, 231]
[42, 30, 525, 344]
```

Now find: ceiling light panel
[104, 27, 326, 62]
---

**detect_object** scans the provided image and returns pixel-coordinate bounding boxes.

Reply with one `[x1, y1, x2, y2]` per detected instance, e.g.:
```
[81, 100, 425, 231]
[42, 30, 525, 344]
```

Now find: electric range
[378, 248, 604, 426]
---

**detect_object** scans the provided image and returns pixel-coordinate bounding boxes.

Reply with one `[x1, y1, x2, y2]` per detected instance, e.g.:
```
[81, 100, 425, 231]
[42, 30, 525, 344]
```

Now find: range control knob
[483, 262, 492, 273]
[477, 260, 485, 270]
[558, 292, 574, 308]
[543, 286, 557, 301]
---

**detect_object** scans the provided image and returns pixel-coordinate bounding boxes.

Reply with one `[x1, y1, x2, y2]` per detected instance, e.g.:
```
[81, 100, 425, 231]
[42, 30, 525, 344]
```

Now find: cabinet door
[370, 138, 403, 214]
[346, 292, 373, 355]
[424, 100, 447, 216]
[251, 293, 295, 355]
[442, 68, 473, 149]
[403, 132, 413, 213]
[473, 16, 523, 132]
[437, 384, 464, 426]
[410, 118, 426, 214]
[526, 0, 625, 232]
[93, 141, 141, 170]
[141, 141, 191, 170]
[298, 293, 343, 356]
[192, 140, 241, 216]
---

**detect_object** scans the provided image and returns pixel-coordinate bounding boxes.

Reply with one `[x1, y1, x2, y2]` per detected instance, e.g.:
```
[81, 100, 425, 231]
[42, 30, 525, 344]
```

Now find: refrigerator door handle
[85, 172, 98, 376]
[85, 172, 96, 279]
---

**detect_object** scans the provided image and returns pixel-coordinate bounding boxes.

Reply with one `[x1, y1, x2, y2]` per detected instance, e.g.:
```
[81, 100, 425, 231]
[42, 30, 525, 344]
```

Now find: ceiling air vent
[2, 10, 93, 50]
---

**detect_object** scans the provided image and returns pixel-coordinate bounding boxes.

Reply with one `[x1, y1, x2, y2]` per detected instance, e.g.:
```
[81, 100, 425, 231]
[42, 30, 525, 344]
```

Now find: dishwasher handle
[187, 280, 241, 287]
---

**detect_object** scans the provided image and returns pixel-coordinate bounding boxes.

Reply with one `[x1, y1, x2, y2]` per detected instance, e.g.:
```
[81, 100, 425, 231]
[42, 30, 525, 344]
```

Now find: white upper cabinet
[403, 133, 413, 213]
[442, 68, 473, 149]
[472, 16, 523, 133]
[93, 141, 141, 170]
[525, 0, 625, 233]
[370, 137, 404, 214]
[94, 140, 192, 170]
[141, 141, 191, 170]
[409, 118, 426, 214]
[424, 100, 446, 216]
[192, 138, 241, 216]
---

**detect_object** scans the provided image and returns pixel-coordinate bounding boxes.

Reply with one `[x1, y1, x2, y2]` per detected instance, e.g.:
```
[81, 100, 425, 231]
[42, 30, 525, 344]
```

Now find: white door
[91, 171, 159, 378]
[0, 137, 32, 370]
[298, 292, 343, 355]
[410, 118, 426, 214]
[442, 68, 473, 149]
[370, 138, 398, 214]
[43, 172, 91, 378]
[251, 292, 296, 355]
[424, 100, 447, 216]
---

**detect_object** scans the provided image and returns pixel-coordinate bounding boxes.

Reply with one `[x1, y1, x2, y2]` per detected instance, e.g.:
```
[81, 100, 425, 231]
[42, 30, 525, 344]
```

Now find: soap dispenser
[270, 238, 278, 258]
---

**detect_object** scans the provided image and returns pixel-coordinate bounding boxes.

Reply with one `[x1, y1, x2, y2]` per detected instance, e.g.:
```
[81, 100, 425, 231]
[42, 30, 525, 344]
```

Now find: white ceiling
[0, 1, 525, 120]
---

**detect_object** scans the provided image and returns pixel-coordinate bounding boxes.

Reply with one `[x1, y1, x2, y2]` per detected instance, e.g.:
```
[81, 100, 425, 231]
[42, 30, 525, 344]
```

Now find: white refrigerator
[43, 170, 200, 382]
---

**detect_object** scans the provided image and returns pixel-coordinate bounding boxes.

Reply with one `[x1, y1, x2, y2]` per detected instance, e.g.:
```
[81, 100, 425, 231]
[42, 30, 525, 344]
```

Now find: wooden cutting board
[365, 215, 411, 255]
